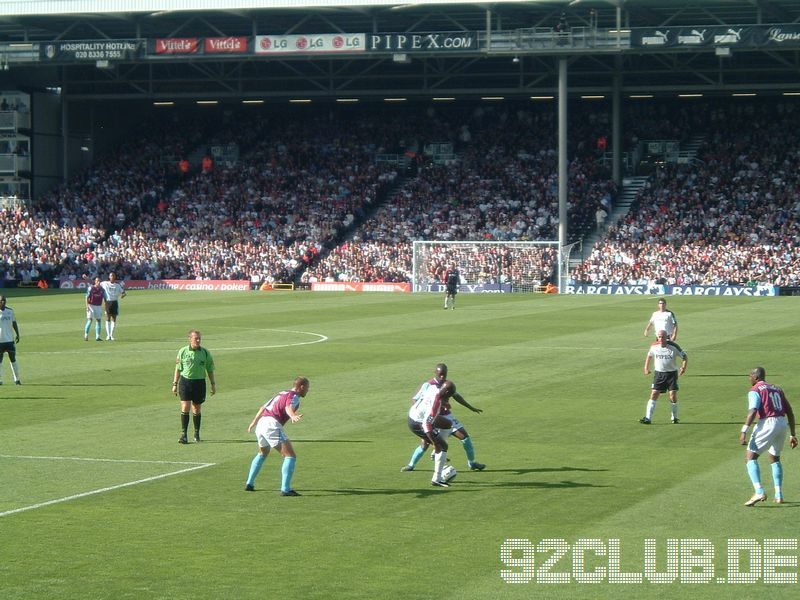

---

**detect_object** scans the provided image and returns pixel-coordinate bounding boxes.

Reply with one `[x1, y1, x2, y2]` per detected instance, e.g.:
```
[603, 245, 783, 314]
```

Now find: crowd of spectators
[572, 100, 800, 287]
[7, 99, 798, 289]
[2, 133, 173, 283]
[305, 103, 615, 284]
[77, 109, 402, 281]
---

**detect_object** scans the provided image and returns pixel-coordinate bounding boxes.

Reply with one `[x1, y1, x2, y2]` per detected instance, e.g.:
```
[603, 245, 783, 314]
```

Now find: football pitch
[1, 289, 799, 599]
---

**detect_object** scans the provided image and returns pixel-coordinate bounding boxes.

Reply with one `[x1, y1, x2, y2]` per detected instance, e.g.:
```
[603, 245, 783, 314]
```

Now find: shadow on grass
[692, 374, 748, 378]
[0, 396, 67, 400]
[295, 439, 373, 443]
[15, 383, 145, 387]
[643, 421, 741, 426]
[308, 480, 605, 497]
[201, 439, 373, 444]
[487, 466, 608, 475]
[751, 502, 800, 509]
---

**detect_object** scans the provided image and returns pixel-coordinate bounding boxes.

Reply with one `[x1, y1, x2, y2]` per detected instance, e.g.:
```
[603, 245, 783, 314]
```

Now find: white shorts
[86, 305, 103, 320]
[440, 414, 464, 432]
[255, 416, 289, 449]
[748, 416, 788, 457]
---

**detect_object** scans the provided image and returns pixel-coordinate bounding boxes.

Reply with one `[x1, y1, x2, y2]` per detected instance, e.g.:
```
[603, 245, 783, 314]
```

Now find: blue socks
[281, 457, 297, 492]
[772, 461, 784, 498]
[247, 454, 298, 491]
[746, 459, 764, 494]
[246, 454, 266, 486]
[409, 445, 425, 467]
[462, 437, 475, 462]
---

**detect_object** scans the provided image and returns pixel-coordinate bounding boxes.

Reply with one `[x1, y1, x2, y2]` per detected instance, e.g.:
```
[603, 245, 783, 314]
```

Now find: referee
[173, 329, 216, 444]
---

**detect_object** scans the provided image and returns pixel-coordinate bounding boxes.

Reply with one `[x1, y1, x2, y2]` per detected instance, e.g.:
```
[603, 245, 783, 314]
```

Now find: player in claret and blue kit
[84, 276, 104, 341]
[740, 367, 797, 506]
[244, 377, 310, 496]
[401, 363, 485, 472]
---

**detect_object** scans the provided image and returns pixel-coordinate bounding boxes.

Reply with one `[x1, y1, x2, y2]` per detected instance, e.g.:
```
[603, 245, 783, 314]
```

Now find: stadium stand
[572, 100, 800, 286]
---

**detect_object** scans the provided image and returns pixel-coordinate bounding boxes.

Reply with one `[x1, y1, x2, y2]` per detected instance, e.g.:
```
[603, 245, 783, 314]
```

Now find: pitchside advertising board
[59, 279, 250, 291]
[566, 284, 778, 296]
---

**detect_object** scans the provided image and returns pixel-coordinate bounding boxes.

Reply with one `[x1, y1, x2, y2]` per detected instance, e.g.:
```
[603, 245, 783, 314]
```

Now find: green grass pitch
[1, 289, 799, 599]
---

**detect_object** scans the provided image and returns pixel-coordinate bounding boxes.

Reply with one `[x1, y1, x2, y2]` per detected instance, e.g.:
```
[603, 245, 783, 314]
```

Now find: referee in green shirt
[173, 329, 216, 444]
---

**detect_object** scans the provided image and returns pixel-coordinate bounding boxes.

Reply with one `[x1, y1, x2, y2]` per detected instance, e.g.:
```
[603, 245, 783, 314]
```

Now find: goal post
[412, 240, 561, 293]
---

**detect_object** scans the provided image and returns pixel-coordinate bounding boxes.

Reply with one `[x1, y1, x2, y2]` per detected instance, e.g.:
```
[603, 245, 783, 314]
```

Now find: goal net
[412, 240, 561, 293]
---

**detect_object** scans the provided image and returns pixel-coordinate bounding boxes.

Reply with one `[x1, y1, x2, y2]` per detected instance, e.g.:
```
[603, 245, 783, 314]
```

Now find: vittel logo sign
[205, 37, 247, 53]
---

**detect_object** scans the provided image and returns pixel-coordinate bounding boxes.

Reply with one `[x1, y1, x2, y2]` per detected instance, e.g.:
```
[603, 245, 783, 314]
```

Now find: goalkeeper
[443, 265, 461, 309]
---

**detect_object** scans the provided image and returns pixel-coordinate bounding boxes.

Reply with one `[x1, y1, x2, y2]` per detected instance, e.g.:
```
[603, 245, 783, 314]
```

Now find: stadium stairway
[681, 134, 706, 158]
[572, 175, 649, 262]
[291, 170, 409, 285]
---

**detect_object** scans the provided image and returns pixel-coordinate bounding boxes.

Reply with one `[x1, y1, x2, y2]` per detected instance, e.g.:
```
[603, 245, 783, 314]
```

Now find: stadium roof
[3, 1, 800, 101]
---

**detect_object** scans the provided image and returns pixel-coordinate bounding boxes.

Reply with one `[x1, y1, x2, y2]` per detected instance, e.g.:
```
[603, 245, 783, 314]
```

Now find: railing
[375, 154, 411, 166]
[598, 151, 632, 172]
[0, 195, 26, 209]
[0, 110, 31, 132]
[483, 27, 631, 53]
[0, 153, 30, 175]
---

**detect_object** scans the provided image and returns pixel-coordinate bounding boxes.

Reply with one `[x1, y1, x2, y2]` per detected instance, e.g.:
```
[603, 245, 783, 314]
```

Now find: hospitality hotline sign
[40, 40, 143, 62]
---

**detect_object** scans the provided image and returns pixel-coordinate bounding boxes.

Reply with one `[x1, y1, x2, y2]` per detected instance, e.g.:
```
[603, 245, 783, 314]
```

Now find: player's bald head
[751, 367, 766, 382]
[439, 380, 456, 398]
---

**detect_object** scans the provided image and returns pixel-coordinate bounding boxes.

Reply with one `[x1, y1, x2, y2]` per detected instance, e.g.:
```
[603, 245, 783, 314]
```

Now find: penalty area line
[0, 457, 215, 518]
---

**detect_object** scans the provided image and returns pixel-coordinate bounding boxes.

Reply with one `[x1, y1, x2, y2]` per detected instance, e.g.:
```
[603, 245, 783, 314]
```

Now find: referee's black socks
[193, 413, 202, 435]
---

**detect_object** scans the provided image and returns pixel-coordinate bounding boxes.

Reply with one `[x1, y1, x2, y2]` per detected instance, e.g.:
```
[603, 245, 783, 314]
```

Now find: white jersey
[648, 340, 686, 372]
[408, 384, 440, 423]
[100, 281, 125, 301]
[648, 310, 677, 337]
[0, 306, 16, 342]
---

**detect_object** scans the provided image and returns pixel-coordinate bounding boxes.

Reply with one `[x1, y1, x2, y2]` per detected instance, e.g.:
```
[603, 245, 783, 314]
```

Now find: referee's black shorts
[652, 370, 679, 393]
[179, 377, 207, 404]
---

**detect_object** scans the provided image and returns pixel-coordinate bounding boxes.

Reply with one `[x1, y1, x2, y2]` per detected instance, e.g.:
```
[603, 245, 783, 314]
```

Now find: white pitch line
[27, 329, 328, 354]
[0, 454, 210, 465]
[0, 455, 215, 518]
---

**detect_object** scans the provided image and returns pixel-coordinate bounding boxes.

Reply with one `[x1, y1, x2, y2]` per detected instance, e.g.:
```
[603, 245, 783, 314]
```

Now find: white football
[442, 464, 457, 482]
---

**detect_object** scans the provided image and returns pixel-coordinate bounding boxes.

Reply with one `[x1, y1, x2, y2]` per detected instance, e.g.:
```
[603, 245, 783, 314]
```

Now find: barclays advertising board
[566, 284, 777, 296]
